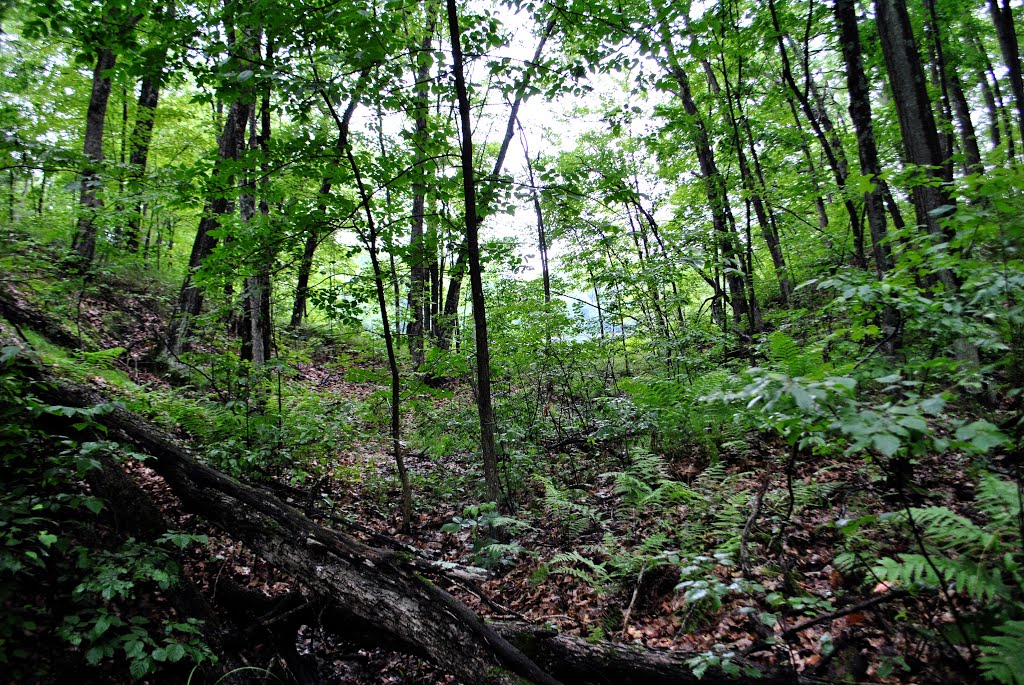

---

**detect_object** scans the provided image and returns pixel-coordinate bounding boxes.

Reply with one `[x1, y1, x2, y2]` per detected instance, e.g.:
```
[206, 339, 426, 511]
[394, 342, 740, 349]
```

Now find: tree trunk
[347, 142, 413, 531]
[247, 39, 274, 366]
[166, 99, 252, 357]
[289, 89, 362, 329]
[660, 30, 750, 328]
[435, 20, 555, 350]
[768, 0, 864, 268]
[977, 62, 1002, 151]
[834, 0, 893, 278]
[448, 0, 502, 504]
[988, 0, 1024, 146]
[720, 51, 791, 304]
[874, 0, 955, 247]
[948, 68, 983, 175]
[407, 2, 438, 367]
[125, 73, 162, 252]
[70, 48, 118, 266]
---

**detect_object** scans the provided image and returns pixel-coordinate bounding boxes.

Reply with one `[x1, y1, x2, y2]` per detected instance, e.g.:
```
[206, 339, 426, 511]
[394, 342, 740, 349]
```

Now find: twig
[742, 590, 908, 657]
[620, 566, 645, 640]
[451, 579, 529, 621]
[740, 476, 771, 573]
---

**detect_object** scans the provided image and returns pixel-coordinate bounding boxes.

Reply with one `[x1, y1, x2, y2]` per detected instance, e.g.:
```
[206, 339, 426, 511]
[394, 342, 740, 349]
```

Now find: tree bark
[289, 87, 362, 329]
[70, 48, 118, 266]
[337, 95, 414, 531]
[125, 1, 173, 252]
[719, 48, 791, 304]
[988, 0, 1024, 146]
[874, 0, 955, 247]
[125, 74, 162, 252]
[435, 20, 555, 350]
[660, 30, 750, 328]
[834, 0, 893, 278]
[767, 0, 864, 268]
[447, 0, 501, 504]
[407, 2, 438, 367]
[166, 99, 252, 358]
[246, 38, 274, 366]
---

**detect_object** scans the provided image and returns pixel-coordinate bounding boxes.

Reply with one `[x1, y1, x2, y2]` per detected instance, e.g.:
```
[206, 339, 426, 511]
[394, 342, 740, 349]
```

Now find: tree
[834, 0, 893, 278]
[446, 0, 501, 504]
[63, 0, 146, 265]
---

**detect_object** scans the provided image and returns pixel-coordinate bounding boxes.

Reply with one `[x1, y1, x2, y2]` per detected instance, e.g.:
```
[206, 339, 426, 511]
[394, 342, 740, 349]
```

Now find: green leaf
[164, 642, 186, 662]
[955, 421, 1009, 453]
[872, 433, 901, 458]
[85, 646, 105, 665]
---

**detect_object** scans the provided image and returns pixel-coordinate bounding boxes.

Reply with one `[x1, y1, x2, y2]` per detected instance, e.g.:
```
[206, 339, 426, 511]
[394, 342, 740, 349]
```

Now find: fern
[549, 551, 610, 588]
[602, 450, 696, 510]
[766, 332, 824, 378]
[869, 473, 1024, 680]
[873, 554, 1007, 602]
[537, 476, 602, 539]
[980, 619, 1024, 685]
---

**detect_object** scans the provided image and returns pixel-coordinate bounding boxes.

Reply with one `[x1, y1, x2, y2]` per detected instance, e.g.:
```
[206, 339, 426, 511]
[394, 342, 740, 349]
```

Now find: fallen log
[3, 329, 808, 684]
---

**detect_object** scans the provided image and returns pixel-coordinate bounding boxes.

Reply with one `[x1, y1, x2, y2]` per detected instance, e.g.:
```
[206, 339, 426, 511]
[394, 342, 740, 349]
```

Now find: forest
[1, 0, 1023, 681]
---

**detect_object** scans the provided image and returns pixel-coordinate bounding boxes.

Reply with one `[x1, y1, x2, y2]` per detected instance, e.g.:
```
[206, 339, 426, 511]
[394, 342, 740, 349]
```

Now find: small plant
[536, 476, 603, 538]
[869, 473, 1023, 684]
[441, 503, 533, 568]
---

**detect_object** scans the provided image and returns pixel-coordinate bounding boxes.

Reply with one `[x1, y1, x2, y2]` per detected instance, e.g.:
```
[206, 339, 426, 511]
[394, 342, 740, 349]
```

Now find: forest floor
[7, 265, 987, 684]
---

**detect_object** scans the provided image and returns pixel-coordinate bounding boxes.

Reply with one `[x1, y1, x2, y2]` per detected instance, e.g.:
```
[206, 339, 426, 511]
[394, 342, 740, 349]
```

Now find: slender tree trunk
[166, 99, 251, 357]
[239, 108, 259, 363]
[525, 148, 551, 305]
[407, 3, 438, 367]
[977, 36, 1018, 161]
[785, 97, 830, 231]
[342, 112, 413, 530]
[948, 68, 983, 175]
[246, 43, 274, 367]
[660, 30, 750, 328]
[290, 230, 318, 328]
[435, 20, 555, 350]
[289, 87, 363, 329]
[977, 63, 1002, 151]
[125, 72, 163, 251]
[835, 0, 893, 278]
[922, 0, 955, 182]
[719, 49, 791, 304]
[70, 48, 118, 265]
[768, 0, 864, 267]
[988, 0, 1024, 146]
[447, 0, 501, 504]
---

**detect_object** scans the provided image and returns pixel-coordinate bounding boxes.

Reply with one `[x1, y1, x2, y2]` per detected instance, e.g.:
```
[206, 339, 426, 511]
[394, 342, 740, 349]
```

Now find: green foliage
[602, 449, 697, 510]
[441, 502, 532, 568]
[870, 473, 1024, 683]
[536, 475, 603, 539]
[620, 369, 737, 457]
[0, 347, 214, 679]
[980, 621, 1024, 685]
[764, 331, 825, 379]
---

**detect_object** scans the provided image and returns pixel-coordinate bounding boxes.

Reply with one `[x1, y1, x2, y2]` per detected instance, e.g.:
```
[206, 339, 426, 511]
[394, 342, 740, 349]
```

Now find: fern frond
[910, 506, 999, 554]
[980, 620, 1024, 685]
[767, 332, 824, 378]
[549, 551, 609, 587]
[873, 554, 1008, 602]
[537, 476, 602, 538]
[977, 474, 1022, 524]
